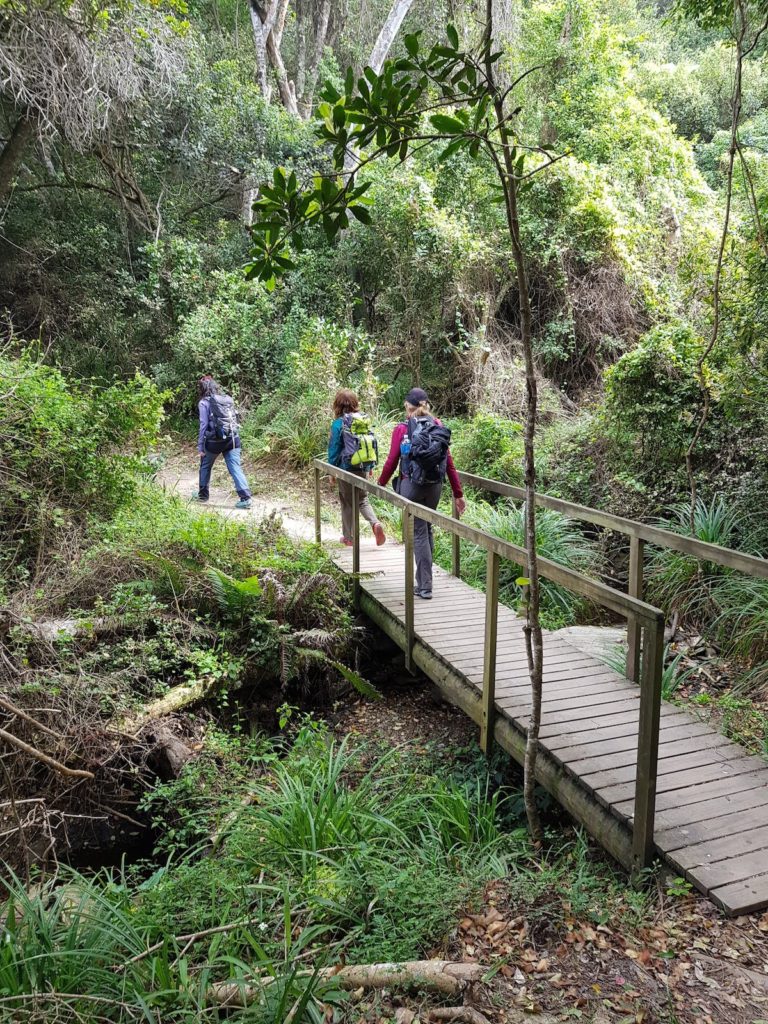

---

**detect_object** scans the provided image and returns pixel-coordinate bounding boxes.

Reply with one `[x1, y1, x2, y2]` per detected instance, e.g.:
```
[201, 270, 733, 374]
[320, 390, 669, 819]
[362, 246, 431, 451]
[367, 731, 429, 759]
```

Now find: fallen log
[429, 1009, 491, 1024]
[209, 960, 484, 1007]
[118, 677, 223, 735]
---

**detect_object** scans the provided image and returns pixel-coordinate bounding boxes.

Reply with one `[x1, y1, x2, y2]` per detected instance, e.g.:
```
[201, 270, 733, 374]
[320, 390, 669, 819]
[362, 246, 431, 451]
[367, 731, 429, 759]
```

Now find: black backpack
[407, 415, 451, 486]
[207, 393, 239, 443]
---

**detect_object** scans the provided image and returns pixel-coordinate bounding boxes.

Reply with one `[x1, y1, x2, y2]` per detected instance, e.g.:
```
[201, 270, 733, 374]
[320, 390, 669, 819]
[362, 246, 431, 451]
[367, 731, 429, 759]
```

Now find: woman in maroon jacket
[378, 387, 466, 599]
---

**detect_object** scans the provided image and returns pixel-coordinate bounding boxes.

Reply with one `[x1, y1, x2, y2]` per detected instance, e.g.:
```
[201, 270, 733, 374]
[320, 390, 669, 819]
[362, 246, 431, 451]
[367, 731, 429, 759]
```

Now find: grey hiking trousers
[338, 471, 379, 540]
[399, 478, 443, 594]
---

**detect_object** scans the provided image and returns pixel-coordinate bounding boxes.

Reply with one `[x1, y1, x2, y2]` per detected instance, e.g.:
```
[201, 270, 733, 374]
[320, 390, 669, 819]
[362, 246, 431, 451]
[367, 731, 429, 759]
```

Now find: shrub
[154, 271, 285, 406]
[0, 351, 166, 583]
[603, 322, 706, 480]
[537, 413, 611, 509]
[243, 313, 385, 468]
[450, 414, 525, 485]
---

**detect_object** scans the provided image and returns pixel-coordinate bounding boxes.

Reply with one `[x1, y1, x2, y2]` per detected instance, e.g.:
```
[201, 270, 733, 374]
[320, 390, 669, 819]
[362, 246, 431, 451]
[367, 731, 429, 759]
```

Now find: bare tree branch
[0, 2, 186, 151]
[0, 726, 94, 780]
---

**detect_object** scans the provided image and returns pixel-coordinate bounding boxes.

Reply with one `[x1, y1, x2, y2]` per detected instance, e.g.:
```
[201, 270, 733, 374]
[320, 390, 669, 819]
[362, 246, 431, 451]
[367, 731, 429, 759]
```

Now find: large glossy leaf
[429, 113, 467, 135]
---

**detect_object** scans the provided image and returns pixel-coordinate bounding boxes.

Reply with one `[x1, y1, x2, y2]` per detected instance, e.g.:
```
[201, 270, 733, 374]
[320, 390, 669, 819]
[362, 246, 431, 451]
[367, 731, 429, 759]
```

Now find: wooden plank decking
[334, 540, 768, 917]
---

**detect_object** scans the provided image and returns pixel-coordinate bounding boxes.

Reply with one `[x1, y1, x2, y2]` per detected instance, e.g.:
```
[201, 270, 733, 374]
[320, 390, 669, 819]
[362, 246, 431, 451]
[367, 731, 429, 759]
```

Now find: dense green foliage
[0, 354, 166, 595]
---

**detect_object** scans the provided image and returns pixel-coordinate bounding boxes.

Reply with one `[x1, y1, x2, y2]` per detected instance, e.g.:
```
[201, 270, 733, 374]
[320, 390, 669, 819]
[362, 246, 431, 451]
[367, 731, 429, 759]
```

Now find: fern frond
[292, 628, 338, 652]
[330, 660, 382, 700]
[206, 567, 240, 614]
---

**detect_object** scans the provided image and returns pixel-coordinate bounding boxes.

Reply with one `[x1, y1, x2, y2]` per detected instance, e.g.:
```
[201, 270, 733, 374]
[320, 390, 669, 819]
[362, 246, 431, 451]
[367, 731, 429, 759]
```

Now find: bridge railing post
[626, 536, 645, 682]
[352, 484, 361, 611]
[632, 614, 664, 873]
[403, 509, 415, 674]
[451, 496, 461, 579]
[314, 465, 322, 545]
[480, 549, 500, 755]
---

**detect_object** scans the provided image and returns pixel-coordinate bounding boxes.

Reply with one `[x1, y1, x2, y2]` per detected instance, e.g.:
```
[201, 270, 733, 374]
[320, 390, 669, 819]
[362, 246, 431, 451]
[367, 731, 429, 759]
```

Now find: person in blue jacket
[328, 389, 386, 547]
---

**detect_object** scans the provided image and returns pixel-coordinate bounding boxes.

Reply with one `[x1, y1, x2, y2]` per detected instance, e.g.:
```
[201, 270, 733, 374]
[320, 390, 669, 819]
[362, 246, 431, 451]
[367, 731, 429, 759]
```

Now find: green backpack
[341, 412, 379, 469]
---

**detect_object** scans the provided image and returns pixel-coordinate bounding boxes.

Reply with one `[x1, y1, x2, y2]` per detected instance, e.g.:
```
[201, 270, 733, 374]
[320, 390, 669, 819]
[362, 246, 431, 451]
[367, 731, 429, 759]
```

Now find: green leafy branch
[245, 25, 562, 289]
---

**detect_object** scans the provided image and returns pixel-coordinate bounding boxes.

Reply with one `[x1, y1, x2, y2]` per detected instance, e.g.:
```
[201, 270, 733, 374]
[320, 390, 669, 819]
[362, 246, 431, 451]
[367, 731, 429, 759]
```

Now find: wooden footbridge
[313, 460, 768, 916]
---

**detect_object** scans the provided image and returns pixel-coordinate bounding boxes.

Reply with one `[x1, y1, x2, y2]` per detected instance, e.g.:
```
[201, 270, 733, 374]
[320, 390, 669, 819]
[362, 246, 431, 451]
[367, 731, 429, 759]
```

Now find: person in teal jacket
[328, 389, 386, 547]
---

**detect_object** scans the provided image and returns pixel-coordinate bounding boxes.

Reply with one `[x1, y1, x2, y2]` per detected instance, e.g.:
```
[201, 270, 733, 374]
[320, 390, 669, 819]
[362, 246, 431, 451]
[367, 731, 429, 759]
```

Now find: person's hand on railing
[455, 497, 466, 518]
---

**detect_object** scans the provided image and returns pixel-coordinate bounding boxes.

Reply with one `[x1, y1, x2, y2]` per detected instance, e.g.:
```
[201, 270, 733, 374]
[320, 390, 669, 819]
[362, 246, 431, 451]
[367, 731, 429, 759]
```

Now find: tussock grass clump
[712, 575, 768, 694]
[140, 722, 529, 966]
[646, 497, 744, 624]
[647, 496, 768, 692]
[434, 499, 600, 629]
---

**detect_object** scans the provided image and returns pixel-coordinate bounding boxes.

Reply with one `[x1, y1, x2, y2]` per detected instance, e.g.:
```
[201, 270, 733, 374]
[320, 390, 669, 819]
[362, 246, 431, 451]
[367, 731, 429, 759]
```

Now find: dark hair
[197, 375, 219, 399]
[333, 388, 360, 418]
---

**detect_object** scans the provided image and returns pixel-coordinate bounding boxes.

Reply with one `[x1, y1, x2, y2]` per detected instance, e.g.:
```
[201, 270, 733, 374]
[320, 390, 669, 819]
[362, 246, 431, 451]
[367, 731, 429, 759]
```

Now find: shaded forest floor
[332, 688, 768, 1024]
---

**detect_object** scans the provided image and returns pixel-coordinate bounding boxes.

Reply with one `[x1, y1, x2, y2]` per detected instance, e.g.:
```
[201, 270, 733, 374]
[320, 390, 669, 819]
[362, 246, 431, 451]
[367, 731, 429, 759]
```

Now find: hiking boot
[413, 586, 432, 600]
[340, 537, 354, 547]
[191, 492, 209, 503]
[235, 498, 252, 510]
[372, 523, 386, 546]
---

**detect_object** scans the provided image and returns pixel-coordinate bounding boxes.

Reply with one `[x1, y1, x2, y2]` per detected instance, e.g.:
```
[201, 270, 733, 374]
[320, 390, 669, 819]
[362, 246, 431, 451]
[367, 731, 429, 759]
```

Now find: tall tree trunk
[484, 0, 544, 845]
[266, 30, 299, 115]
[344, 0, 415, 169]
[249, 1, 272, 100]
[295, 2, 309, 100]
[300, 0, 332, 117]
[273, 0, 289, 45]
[250, 0, 299, 116]
[0, 113, 35, 202]
[369, 0, 415, 73]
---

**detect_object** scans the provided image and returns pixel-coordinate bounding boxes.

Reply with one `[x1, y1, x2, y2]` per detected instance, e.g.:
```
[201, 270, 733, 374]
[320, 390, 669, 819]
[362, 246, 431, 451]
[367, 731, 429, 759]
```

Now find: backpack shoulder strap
[409, 414, 433, 434]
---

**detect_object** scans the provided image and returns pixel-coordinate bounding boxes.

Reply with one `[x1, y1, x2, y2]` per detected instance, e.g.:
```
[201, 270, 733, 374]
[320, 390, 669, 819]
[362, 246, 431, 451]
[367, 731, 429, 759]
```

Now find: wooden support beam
[403, 510, 415, 674]
[451, 495, 461, 579]
[456, 470, 768, 580]
[352, 485, 361, 611]
[314, 465, 322, 544]
[626, 537, 645, 682]
[632, 618, 664, 872]
[480, 550, 499, 755]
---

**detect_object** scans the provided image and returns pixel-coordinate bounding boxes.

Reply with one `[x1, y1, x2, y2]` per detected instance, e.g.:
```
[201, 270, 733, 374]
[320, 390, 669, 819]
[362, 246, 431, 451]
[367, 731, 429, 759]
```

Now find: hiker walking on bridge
[378, 388, 465, 599]
[329, 389, 386, 548]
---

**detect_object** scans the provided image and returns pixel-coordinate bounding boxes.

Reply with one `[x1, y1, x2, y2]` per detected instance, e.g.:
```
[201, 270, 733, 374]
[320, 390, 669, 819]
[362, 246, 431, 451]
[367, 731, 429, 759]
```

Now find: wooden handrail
[457, 471, 768, 579]
[313, 461, 663, 627]
[313, 458, 665, 872]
